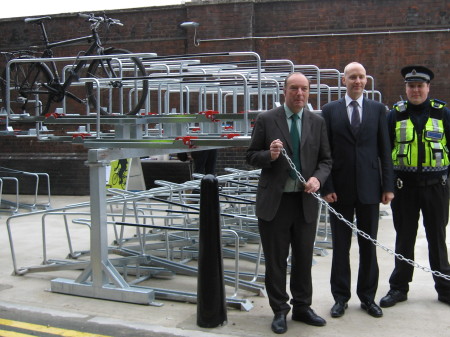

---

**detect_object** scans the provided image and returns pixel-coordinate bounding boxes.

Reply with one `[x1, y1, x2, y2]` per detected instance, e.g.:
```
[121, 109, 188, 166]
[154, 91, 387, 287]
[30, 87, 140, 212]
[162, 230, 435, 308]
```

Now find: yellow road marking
[0, 328, 35, 337]
[0, 318, 112, 337]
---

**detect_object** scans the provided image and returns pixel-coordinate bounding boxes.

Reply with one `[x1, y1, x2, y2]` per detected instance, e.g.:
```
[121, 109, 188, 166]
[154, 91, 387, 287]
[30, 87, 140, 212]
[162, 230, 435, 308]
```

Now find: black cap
[401, 65, 434, 83]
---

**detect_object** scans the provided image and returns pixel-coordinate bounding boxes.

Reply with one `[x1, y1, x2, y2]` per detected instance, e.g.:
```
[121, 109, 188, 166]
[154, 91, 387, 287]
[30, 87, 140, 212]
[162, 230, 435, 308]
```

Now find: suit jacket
[321, 97, 394, 204]
[246, 106, 332, 223]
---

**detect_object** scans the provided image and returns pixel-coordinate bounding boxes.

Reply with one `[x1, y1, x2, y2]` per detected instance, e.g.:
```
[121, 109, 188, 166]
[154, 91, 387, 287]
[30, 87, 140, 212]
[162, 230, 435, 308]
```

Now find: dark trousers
[389, 181, 450, 299]
[330, 202, 380, 304]
[258, 192, 317, 315]
[191, 149, 217, 175]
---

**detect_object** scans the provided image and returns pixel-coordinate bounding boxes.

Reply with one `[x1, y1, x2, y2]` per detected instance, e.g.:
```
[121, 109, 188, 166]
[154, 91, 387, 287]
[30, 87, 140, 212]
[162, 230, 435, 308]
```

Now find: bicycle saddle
[24, 16, 51, 24]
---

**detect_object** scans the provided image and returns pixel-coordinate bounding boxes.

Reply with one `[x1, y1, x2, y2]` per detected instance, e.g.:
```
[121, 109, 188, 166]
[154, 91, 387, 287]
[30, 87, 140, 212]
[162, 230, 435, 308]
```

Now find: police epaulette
[431, 98, 447, 108]
[393, 101, 407, 112]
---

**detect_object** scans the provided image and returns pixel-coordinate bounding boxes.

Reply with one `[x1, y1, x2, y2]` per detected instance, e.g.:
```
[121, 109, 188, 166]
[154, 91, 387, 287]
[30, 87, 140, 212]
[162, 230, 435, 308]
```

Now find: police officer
[380, 66, 450, 307]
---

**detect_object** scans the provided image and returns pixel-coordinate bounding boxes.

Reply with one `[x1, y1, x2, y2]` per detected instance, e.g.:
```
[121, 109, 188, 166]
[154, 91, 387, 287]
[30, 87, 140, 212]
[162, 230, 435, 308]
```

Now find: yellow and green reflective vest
[392, 99, 449, 172]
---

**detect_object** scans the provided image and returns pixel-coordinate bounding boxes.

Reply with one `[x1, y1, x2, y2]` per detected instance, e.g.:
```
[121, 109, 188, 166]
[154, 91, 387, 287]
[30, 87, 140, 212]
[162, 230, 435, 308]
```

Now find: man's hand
[270, 139, 284, 160]
[381, 192, 394, 205]
[304, 176, 321, 194]
[323, 193, 337, 203]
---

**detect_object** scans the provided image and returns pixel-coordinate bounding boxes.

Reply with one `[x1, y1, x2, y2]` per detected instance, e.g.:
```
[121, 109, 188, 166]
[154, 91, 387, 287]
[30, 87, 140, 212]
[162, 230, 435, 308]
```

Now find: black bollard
[197, 174, 227, 328]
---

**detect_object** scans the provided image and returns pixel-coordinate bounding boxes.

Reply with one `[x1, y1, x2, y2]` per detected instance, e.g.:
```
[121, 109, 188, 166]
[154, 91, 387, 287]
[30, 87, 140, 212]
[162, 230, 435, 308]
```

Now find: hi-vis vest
[392, 99, 449, 172]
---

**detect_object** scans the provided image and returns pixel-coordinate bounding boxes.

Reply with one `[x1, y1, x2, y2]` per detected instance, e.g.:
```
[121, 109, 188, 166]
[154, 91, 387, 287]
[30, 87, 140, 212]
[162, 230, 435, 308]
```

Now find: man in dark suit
[247, 72, 332, 334]
[321, 62, 394, 319]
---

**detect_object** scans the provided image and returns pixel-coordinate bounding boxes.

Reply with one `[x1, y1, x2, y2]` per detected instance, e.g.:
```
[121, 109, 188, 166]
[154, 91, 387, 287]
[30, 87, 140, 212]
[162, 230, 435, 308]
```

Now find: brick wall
[0, 137, 90, 195]
[216, 147, 252, 174]
[1, 0, 449, 194]
[2, 0, 449, 106]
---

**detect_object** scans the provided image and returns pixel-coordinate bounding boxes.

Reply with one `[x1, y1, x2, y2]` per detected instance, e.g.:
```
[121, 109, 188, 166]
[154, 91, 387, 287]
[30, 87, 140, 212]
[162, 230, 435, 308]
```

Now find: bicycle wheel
[1, 58, 53, 115]
[86, 48, 148, 115]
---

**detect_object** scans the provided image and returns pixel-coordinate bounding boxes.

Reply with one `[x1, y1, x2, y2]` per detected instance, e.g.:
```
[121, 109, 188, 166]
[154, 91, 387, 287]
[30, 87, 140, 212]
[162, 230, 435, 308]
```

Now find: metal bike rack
[0, 166, 51, 212]
[3, 51, 387, 311]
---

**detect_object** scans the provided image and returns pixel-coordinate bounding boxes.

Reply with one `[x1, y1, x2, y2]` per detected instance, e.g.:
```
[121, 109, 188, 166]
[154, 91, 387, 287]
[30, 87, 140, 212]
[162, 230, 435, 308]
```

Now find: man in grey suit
[247, 72, 332, 334]
[321, 62, 394, 319]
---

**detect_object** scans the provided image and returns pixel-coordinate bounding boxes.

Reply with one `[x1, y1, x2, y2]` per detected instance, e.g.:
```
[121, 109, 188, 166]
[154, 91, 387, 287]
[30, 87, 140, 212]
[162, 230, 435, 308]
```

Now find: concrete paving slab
[0, 195, 448, 336]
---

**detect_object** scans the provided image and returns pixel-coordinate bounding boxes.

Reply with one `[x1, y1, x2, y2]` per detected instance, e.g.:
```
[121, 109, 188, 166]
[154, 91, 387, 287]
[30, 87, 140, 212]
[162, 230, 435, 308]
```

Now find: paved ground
[0, 195, 449, 337]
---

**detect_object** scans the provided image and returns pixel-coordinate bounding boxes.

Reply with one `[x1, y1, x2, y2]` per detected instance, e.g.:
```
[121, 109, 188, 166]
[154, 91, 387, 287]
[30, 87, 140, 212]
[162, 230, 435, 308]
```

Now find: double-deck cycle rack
[3, 51, 384, 310]
[4, 52, 157, 128]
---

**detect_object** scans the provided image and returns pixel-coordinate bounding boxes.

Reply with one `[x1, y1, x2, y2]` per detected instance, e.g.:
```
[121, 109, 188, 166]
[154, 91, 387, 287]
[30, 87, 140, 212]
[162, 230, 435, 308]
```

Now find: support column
[51, 149, 158, 305]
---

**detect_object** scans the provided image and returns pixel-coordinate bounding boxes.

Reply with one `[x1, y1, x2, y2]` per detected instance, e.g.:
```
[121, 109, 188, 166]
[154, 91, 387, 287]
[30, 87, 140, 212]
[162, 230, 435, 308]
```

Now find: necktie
[350, 100, 360, 133]
[289, 113, 301, 179]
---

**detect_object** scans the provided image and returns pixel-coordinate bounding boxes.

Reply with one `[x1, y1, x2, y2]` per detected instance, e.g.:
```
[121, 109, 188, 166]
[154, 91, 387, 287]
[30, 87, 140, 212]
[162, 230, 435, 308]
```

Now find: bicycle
[1, 13, 149, 116]
[106, 159, 129, 189]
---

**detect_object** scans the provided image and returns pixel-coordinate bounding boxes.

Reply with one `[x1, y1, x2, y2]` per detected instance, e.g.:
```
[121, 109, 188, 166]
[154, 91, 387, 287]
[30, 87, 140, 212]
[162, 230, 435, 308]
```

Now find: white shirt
[345, 94, 363, 123]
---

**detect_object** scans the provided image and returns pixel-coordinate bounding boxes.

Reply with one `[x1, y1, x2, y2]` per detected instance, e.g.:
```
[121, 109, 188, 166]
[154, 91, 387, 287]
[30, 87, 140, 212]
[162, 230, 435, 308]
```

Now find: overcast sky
[0, 0, 186, 19]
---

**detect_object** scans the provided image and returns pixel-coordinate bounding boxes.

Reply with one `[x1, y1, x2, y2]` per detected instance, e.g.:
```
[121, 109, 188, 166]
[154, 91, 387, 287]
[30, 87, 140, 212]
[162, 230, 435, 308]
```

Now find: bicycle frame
[33, 18, 103, 94]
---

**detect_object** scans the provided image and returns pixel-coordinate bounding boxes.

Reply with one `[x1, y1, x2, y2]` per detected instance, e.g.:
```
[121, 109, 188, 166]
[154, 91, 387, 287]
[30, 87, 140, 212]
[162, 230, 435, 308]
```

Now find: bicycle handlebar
[78, 13, 123, 27]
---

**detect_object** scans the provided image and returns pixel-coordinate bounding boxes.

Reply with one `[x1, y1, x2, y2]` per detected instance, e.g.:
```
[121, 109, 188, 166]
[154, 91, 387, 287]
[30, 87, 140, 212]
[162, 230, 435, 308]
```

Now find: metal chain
[281, 148, 450, 281]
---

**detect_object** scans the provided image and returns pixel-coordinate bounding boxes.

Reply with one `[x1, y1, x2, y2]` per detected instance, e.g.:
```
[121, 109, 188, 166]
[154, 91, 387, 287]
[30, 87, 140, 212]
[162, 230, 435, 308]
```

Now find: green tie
[290, 113, 301, 180]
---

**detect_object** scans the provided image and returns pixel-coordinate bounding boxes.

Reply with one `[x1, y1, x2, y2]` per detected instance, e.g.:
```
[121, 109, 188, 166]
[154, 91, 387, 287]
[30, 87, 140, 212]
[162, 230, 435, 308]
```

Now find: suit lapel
[274, 107, 292, 152]
[335, 98, 353, 135]
[360, 98, 371, 132]
[300, 108, 311, 151]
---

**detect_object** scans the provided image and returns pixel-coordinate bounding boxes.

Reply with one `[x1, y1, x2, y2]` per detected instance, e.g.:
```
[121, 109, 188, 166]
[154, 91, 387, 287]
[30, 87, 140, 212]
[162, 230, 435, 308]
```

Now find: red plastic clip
[200, 110, 220, 121]
[140, 112, 158, 115]
[72, 133, 91, 139]
[175, 136, 198, 148]
[44, 112, 60, 119]
[222, 133, 240, 139]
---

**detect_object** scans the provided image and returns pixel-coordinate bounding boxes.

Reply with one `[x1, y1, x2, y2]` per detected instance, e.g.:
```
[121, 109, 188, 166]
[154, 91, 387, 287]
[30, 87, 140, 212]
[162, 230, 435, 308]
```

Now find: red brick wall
[2, 0, 449, 105]
[0, 137, 89, 195]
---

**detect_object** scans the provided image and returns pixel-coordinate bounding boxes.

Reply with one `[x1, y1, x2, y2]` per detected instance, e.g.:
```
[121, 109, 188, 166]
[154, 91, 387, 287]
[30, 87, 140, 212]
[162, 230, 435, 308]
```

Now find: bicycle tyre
[111, 173, 119, 186]
[86, 48, 148, 115]
[1, 58, 54, 115]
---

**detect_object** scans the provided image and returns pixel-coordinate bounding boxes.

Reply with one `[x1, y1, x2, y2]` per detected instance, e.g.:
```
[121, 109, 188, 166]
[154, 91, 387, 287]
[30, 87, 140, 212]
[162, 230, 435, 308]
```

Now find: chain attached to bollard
[280, 147, 450, 281]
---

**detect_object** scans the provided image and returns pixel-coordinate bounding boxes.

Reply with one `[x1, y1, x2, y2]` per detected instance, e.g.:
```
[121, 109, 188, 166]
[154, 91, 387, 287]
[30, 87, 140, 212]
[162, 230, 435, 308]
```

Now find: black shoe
[292, 308, 326, 326]
[271, 313, 287, 334]
[380, 289, 407, 308]
[438, 296, 450, 306]
[361, 301, 383, 318]
[330, 301, 348, 318]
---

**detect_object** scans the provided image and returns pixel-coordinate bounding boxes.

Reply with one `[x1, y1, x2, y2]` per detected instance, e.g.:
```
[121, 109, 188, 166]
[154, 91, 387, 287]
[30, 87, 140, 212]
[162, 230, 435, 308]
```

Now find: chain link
[281, 148, 450, 281]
